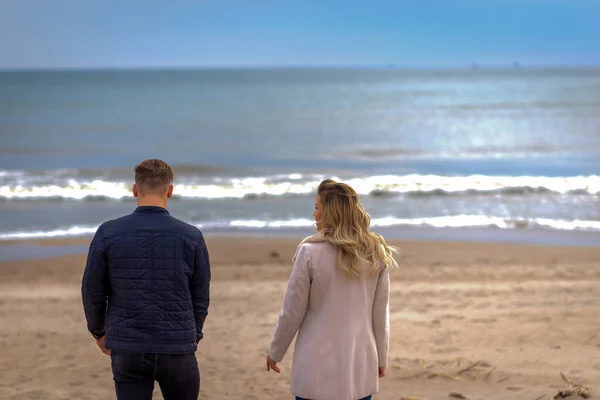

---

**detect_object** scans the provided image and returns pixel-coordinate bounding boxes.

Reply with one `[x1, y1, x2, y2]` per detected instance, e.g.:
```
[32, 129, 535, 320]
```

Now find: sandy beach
[0, 235, 599, 400]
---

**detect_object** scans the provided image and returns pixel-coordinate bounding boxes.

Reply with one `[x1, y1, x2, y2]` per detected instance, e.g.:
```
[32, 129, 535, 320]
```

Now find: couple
[81, 159, 398, 400]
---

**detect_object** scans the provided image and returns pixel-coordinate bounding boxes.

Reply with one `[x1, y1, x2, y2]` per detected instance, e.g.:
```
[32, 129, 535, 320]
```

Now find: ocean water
[1, 68, 599, 243]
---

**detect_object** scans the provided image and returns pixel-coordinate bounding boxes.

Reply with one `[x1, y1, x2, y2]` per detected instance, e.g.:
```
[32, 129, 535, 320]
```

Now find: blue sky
[0, 0, 599, 69]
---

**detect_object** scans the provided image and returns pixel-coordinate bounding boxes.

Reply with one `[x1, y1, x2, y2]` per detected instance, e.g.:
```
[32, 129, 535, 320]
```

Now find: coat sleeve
[372, 265, 390, 367]
[269, 244, 312, 362]
[81, 225, 109, 339]
[191, 240, 211, 343]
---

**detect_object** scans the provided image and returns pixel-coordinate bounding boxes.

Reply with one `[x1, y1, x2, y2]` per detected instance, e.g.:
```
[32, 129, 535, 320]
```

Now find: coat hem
[105, 339, 198, 354]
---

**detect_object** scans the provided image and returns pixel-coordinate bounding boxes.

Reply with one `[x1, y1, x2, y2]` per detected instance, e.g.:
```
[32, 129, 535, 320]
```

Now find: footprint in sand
[470, 317, 497, 323]
[20, 390, 52, 400]
[431, 347, 461, 354]
[16, 375, 32, 384]
[438, 314, 466, 321]
[475, 302, 492, 309]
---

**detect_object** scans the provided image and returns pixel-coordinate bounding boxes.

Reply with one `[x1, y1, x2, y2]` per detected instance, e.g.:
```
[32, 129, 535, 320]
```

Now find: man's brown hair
[134, 159, 174, 194]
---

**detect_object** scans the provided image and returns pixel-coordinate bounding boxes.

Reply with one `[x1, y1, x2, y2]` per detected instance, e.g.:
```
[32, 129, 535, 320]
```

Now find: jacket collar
[292, 231, 328, 262]
[134, 206, 170, 215]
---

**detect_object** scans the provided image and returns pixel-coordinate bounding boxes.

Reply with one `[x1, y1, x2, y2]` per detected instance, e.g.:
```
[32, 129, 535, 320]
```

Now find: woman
[266, 179, 399, 400]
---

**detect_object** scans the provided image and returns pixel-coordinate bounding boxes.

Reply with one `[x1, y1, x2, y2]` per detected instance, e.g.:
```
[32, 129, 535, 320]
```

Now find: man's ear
[166, 184, 174, 199]
[132, 183, 139, 198]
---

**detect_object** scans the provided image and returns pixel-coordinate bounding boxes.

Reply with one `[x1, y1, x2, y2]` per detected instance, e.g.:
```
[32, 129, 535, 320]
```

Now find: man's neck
[137, 197, 168, 209]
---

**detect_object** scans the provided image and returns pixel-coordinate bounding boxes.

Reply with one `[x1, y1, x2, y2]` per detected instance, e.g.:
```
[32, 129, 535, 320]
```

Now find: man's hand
[266, 354, 280, 373]
[95, 336, 111, 356]
[379, 367, 386, 378]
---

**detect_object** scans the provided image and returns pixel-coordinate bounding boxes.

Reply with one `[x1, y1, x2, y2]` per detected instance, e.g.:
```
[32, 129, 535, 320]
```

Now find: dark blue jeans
[111, 351, 200, 400]
[296, 397, 371, 400]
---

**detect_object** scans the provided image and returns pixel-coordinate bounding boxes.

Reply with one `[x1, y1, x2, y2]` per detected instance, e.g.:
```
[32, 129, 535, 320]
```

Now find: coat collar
[292, 231, 328, 262]
[134, 206, 170, 215]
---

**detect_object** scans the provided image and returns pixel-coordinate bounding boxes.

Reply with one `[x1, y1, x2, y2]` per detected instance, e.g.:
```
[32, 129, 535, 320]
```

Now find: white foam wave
[368, 215, 600, 231]
[0, 226, 99, 240]
[1, 174, 599, 200]
[229, 218, 314, 228]
[1, 215, 599, 240]
[342, 174, 600, 196]
[0, 180, 132, 200]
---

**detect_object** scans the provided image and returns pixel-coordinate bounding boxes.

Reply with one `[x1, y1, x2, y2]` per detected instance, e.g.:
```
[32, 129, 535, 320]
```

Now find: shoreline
[1, 226, 599, 263]
[2, 233, 599, 268]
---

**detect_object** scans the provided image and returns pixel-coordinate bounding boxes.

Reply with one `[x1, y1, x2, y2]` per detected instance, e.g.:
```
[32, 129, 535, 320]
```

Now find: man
[82, 159, 211, 400]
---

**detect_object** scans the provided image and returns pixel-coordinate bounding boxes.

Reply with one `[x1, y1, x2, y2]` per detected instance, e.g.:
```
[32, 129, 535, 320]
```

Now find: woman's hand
[379, 367, 386, 377]
[266, 354, 280, 373]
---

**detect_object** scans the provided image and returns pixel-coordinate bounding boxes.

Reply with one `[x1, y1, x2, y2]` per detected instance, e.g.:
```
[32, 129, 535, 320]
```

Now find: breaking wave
[1, 215, 599, 240]
[1, 173, 598, 201]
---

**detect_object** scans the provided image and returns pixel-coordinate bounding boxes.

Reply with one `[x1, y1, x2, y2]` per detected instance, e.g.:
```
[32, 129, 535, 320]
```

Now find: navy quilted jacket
[81, 206, 211, 354]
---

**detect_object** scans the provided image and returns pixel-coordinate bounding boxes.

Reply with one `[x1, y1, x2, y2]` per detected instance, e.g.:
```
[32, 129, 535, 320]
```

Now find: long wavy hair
[317, 179, 399, 277]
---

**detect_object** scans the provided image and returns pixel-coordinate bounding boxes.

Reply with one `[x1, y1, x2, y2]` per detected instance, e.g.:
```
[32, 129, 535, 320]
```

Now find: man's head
[132, 159, 174, 201]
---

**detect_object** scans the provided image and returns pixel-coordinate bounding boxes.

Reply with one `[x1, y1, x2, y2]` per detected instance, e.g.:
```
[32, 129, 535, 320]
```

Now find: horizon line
[2, 63, 600, 72]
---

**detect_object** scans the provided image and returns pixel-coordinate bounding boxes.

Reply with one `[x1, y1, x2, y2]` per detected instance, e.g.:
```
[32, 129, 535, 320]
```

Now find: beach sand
[0, 235, 599, 400]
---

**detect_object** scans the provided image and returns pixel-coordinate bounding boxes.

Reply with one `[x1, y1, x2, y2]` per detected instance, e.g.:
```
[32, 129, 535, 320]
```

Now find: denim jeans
[111, 351, 200, 400]
[296, 397, 371, 400]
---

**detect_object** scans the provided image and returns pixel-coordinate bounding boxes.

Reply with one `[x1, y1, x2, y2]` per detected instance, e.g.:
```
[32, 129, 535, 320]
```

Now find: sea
[1, 67, 599, 246]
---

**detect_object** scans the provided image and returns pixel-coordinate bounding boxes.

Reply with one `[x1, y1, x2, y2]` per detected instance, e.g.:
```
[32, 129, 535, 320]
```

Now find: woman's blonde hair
[317, 179, 399, 277]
